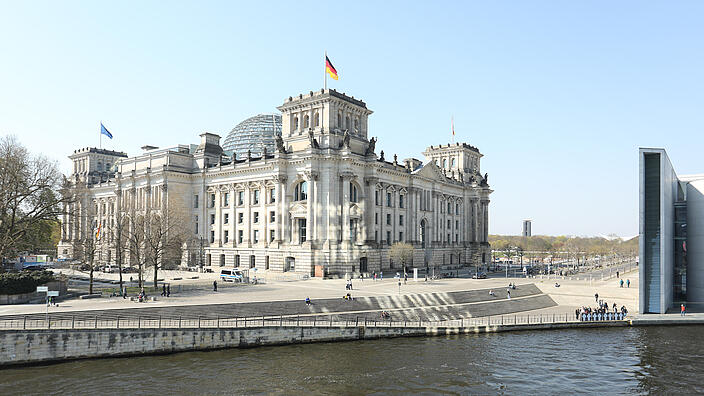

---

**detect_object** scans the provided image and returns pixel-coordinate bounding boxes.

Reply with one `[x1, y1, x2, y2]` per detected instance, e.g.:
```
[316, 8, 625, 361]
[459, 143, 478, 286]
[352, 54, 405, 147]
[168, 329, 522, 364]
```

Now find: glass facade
[673, 201, 687, 302]
[222, 114, 282, 157]
[643, 153, 661, 313]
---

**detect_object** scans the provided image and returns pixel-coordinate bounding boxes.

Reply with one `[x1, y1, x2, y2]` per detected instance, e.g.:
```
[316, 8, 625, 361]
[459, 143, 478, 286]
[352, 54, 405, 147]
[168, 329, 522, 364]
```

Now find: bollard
[117, 316, 120, 329]
[217, 316, 219, 328]
[179, 316, 182, 328]
[72, 316, 75, 329]
[23, 316, 26, 330]
[514, 315, 517, 325]
[461, 318, 463, 327]
[329, 315, 332, 327]
[198, 316, 201, 328]
[48, 316, 51, 329]
[138, 317, 141, 329]
[95, 315, 98, 329]
[501, 316, 503, 325]
[297, 315, 300, 326]
[313, 316, 316, 326]
[356, 317, 359, 326]
[159, 316, 162, 329]
[280, 315, 283, 326]
[262, 316, 265, 327]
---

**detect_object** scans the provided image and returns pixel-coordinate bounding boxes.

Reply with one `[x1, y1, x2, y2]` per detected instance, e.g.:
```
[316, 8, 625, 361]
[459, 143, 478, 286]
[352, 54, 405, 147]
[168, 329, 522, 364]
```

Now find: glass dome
[222, 114, 282, 158]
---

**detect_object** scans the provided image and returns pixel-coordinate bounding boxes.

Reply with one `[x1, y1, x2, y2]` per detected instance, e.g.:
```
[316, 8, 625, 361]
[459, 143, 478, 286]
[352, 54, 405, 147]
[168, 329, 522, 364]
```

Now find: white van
[220, 268, 244, 282]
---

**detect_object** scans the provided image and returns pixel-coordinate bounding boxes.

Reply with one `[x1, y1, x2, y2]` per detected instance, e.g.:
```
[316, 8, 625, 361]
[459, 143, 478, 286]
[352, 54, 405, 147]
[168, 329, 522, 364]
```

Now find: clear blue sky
[2, 1, 703, 237]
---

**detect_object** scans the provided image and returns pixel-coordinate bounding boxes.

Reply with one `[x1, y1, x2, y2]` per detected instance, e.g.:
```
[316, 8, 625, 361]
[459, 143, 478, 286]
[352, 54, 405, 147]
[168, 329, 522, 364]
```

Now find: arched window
[354, 118, 359, 131]
[349, 182, 358, 202]
[337, 113, 342, 127]
[294, 116, 299, 130]
[314, 112, 320, 127]
[294, 181, 308, 201]
[451, 158, 456, 168]
[442, 158, 447, 168]
[97, 162, 102, 171]
[345, 116, 350, 129]
[303, 115, 309, 128]
[420, 220, 427, 248]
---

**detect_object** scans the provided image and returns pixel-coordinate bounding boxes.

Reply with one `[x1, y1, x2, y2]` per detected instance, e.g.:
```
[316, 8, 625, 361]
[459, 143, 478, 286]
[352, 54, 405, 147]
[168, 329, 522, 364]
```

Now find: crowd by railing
[0, 310, 628, 331]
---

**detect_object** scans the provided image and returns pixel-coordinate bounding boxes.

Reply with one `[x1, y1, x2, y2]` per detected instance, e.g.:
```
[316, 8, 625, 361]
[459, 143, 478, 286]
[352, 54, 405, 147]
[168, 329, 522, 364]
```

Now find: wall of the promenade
[0, 321, 633, 367]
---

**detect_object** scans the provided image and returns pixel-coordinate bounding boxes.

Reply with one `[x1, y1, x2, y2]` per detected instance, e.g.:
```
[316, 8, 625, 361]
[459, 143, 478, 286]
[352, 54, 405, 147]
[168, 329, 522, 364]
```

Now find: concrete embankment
[0, 319, 674, 368]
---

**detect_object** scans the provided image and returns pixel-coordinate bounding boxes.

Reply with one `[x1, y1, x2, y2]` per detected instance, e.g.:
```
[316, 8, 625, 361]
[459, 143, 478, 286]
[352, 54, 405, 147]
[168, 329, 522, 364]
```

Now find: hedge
[0, 270, 55, 295]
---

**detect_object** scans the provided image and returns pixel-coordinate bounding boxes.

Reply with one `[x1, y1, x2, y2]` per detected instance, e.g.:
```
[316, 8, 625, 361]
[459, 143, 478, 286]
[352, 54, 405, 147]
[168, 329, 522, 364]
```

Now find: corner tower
[277, 89, 373, 154]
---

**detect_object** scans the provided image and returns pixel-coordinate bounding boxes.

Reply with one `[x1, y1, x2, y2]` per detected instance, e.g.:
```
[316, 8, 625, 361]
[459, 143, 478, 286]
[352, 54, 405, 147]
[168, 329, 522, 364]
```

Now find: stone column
[340, 173, 353, 242]
[363, 177, 378, 243]
[379, 184, 385, 244]
[214, 190, 222, 246]
[244, 185, 251, 246]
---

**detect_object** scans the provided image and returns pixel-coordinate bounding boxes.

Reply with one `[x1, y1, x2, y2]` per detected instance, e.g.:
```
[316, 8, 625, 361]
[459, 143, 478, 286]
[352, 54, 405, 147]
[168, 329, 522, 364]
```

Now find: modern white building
[639, 148, 704, 313]
[59, 89, 492, 277]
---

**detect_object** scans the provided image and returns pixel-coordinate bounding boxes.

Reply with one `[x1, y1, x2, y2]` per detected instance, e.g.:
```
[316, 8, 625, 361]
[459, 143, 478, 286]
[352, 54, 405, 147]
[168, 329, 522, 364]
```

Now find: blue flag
[100, 123, 113, 139]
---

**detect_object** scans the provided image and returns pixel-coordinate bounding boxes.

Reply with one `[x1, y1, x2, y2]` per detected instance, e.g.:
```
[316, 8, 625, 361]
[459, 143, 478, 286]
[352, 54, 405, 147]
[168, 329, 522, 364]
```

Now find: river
[0, 326, 701, 395]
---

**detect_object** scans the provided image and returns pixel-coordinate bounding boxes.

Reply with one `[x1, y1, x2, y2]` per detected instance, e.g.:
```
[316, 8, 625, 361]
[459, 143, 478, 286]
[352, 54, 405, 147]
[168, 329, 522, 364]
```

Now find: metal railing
[0, 311, 626, 331]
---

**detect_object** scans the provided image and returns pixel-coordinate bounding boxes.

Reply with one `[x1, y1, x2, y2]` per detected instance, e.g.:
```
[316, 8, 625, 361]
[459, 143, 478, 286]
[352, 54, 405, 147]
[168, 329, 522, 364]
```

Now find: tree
[389, 242, 414, 275]
[110, 210, 129, 294]
[144, 206, 188, 291]
[0, 135, 70, 263]
[69, 201, 99, 294]
[127, 214, 147, 288]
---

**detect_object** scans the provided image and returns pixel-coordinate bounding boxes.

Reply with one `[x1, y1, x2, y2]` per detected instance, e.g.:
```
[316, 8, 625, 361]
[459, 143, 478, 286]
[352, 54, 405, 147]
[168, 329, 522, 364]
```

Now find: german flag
[325, 56, 338, 80]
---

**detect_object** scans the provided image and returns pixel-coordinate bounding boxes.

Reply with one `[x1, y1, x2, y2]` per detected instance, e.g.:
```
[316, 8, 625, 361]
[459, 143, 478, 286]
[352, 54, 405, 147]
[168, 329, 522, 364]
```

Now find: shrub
[0, 270, 55, 295]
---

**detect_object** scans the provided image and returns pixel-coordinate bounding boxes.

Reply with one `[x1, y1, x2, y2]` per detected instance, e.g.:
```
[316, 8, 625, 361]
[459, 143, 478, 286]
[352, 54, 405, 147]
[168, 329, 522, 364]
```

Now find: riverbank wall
[2, 316, 702, 368]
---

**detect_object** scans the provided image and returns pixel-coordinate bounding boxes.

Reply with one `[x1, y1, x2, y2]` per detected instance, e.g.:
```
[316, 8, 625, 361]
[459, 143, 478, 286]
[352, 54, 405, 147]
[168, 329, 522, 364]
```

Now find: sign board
[413, 268, 418, 281]
[36, 286, 48, 292]
[47, 291, 59, 297]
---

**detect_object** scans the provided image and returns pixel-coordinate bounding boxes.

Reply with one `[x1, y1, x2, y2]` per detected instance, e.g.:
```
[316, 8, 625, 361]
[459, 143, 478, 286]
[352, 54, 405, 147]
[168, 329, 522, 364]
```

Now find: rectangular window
[224, 230, 229, 243]
[253, 230, 259, 243]
[194, 194, 199, 208]
[210, 214, 215, 225]
[269, 188, 276, 203]
[447, 233, 450, 242]
[238, 213, 243, 223]
[399, 195, 404, 208]
[375, 191, 380, 206]
[210, 194, 215, 208]
[210, 230, 215, 243]
[375, 230, 378, 242]
[455, 234, 458, 242]
[447, 219, 451, 228]
[224, 213, 229, 224]
[223, 193, 229, 207]
[455, 220, 459, 229]
[254, 212, 259, 223]
[238, 191, 244, 206]
[399, 231, 403, 241]
[238, 230, 243, 243]
[399, 215, 404, 226]
[386, 214, 391, 225]
[270, 229, 275, 242]
[299, 219, 307, 243]
[270, 211, 275, 223]
[253, 190, 260, 205]
[194, 216, 198, 234]
[448, 202, 452, 214]
[375, 213, 378, 225]
[386, 231, 391, 243]
[386, 192, 392, 207]
[456, 203, 459, 214]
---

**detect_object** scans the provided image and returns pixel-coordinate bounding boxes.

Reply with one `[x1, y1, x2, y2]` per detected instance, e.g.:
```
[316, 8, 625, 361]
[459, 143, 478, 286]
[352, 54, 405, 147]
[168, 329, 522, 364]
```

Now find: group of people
[379, 311, 391, 319]
[577, 298, 628, 321]
[160, 284, 171, 297]
[345, 279, 354, 290]
[619, 278, 631, 288]
[343, 293, 354, 301]
[372, 272, 384, 281]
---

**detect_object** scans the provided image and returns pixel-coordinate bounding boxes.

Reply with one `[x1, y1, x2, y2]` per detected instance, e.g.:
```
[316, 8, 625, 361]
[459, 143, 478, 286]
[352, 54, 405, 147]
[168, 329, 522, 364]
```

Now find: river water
[1, 326, 701, 395]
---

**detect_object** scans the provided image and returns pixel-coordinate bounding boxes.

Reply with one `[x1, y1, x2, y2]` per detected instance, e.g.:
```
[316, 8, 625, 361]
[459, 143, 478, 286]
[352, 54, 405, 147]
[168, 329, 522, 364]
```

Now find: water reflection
[0, 326, 702, 395]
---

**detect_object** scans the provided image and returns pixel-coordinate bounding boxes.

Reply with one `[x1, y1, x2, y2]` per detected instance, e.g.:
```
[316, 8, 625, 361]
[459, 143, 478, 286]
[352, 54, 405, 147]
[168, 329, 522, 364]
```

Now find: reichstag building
[58, 89, 492, 277]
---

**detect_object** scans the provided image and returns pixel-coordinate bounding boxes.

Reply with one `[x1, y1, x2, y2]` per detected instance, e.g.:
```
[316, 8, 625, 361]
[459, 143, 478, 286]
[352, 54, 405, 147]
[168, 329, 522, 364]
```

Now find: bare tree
[389, 242, 414, 275]
[144, 205, 188, 291]
[111, 210, 129, 294]
[127, 214, 147, 288]
[0, 135, 70, 262]
[70, 204, 99, 294]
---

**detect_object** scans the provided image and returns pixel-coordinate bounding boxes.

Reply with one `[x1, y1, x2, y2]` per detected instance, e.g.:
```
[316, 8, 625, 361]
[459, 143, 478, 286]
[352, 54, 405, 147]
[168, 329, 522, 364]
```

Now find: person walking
[166, 284, 171, 297]
[627, 279, 630, 288]
[616, 271, 620, 278]
[620, 279, 624, 288]
[681, 303, 686, 316]
[162, 284, 167, 296]
[595, 293, 599, 303]
[507, 289, 511, 300]
[213, 280, 218, 292]
[380, 271, 383, 281]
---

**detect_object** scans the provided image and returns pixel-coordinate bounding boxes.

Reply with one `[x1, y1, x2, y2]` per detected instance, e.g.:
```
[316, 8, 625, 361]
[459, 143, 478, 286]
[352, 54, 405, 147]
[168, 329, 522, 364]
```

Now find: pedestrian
[162, 284, 166, 296]
[595, 293, 599, 303]
[620, 279, 624, 288]
[616, 271, 619, 278]
[122, 286, 127, 299]
[404, 273, 408, 284]
[213, 280, 217, 292]
[507, 289, 511, 300]
[681, 303, 686, 316]
[130, 276, 133, 283]
[166, 284, 170, 297]
[627, 279, 630, 288]
[380, 271, 383, 280]
[575, 309, 579, 320]
[360, 273, 363, 282]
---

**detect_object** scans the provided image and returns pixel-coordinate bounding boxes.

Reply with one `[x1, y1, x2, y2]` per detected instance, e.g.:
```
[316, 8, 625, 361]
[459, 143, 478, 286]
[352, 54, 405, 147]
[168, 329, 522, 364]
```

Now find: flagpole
[100, 122, 102, 149]
[324, 50, 327, 91]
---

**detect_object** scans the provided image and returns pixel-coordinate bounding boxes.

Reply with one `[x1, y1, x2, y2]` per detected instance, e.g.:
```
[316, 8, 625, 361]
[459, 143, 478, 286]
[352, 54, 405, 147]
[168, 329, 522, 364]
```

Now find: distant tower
[522, 220, 532, 237]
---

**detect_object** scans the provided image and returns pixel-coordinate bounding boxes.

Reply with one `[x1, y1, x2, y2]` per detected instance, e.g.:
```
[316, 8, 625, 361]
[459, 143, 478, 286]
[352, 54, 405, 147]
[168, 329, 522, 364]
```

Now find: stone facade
[58, 89, 492, 277]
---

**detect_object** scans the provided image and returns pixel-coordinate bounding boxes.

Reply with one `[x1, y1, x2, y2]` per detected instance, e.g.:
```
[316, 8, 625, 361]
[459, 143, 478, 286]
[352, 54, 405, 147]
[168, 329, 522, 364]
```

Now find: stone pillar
[260, 183, 267, 247]
[244, 185, 251, 246]
[341, 173, 353, 242]
[214, 190, 222, 246]
[379, 184, 385, 244]
[363, 177, 377, 243]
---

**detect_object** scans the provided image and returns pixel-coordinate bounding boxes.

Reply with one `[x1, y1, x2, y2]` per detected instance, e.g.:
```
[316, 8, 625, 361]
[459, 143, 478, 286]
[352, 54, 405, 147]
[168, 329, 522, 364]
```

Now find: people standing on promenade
[166, 284, 170, 297]
[681, 304, 686, 316]
[162, 284, 166, 296]
[617, 271, 619, 278]
[627, 279, 630, 288]
[620, 279, 624, 288]
[213, 280, 217, 292]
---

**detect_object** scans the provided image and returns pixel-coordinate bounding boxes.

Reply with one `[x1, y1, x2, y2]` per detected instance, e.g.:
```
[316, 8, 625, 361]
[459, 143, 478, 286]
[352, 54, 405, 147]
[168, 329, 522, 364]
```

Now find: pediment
[350, 203, 362, 218]
[413, 161, 447, 181]
[289, 202, 307, 216]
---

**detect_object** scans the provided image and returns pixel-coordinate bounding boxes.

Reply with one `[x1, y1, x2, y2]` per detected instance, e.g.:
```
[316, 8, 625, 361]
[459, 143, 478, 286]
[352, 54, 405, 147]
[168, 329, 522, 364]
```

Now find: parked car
[472, 272, 487, 279]
[220, 268, 244, 282]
